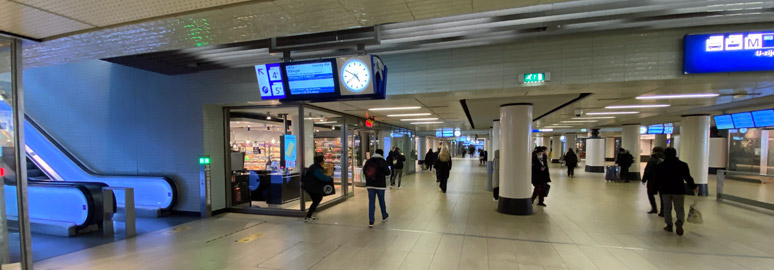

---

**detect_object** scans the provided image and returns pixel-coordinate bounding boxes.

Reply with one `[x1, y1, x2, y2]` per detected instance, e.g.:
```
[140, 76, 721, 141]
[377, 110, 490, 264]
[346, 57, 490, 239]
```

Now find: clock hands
[346, 69, 361, 81]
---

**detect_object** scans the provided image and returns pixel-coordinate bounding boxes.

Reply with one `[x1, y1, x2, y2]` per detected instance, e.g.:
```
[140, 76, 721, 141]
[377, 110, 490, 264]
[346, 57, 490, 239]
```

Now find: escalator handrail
[24, 114, 178, 210]
[25, 182, 98, 229]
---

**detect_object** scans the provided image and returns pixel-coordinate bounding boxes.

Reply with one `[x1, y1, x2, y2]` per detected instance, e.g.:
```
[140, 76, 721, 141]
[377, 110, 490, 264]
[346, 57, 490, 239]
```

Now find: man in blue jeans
[363, 149, 391, 228]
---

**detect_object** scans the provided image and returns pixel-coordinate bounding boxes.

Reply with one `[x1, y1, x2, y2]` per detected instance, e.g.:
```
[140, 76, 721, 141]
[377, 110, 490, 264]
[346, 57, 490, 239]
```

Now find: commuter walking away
[435, 147, 453, 193]
[385, 147, 396, 189]
[468, 145, 476, 158]
[461, 148, 466, 158]
[302, 155, 333, 222]
[531, 147, 551, 206]
[655, 147, 698, 236]
[564, 148, 578, 178]
[615, 148, 634, 182]
[363, 149, 391, 228]
[425, 149, 435, 172]
[388, 147, 406, 189]
[642, 147, 665, 215]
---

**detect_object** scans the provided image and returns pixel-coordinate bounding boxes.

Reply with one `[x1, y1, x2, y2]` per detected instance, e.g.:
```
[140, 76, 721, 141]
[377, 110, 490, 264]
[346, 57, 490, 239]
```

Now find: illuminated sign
[198, 156, 211, 165]
[523, 73, 545, 83]
[684, 31, 774, 73]
[365, 118, 374, 127]
[283, 135, 296, 168]
[255, 63, 286, 99]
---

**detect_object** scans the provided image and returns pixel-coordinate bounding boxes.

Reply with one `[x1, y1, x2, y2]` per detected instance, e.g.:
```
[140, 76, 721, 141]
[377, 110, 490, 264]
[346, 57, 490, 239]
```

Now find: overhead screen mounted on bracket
[684, 31, 774, 74]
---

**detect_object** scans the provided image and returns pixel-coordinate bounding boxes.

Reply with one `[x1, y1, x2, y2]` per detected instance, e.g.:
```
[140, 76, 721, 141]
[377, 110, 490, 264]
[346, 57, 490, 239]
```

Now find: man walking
[655, 147, 698, 236]
[388, 147, 406, 189]
[363, 149, 391, 228]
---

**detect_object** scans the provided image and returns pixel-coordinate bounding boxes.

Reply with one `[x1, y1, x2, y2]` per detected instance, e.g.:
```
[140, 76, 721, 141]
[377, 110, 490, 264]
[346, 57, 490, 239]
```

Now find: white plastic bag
[687, 201, 703, 224]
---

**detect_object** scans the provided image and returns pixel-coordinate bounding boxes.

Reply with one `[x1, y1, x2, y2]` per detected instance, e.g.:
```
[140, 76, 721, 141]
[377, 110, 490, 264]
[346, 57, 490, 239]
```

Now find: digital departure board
[647, 124, 664, 134]
[731, 112, 755, 128]
[752, 109, 774, 127]
[714, 115, 734, 129]
[685, 31, 774, 74]
[284, 62, 336, 95]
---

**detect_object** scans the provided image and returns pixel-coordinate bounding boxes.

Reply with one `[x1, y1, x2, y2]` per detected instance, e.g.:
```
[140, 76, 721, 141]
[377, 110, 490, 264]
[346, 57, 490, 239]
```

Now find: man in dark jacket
[364, 149, 390, 227]
[641, 147, 664, 215]
[531, 147, 551, 207]
[615, 148, 634, 182]
[655, 147, 698, 236]
[303, 155, 333, 222]
[387, 147, 406, 189]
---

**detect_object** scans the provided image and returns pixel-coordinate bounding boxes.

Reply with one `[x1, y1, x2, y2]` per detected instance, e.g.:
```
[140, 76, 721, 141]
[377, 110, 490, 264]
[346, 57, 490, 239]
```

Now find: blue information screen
[714, 115, 734, 129]
[731, 112, 755, 128]
[285, 62, 336, 95]
[647, 124, 664, 134]
[663, 126, 673, 134]
[752, 109, 774, 127]
[685, 31, 774, 74]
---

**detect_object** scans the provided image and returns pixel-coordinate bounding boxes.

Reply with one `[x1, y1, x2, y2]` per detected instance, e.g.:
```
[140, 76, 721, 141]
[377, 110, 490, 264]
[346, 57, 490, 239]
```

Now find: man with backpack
[615, 148, 634, 182]
[363, 149, 391, 228]
[655, 147, 698, 236]
[642, 147, 665, 215]
[302, 155, 333, 222]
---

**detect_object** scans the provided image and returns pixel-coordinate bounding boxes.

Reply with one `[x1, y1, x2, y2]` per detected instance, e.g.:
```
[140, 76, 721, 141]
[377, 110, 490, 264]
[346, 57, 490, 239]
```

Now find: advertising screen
[714, 115, 734, 129]
[685, 31, 774, 74]
[285, 62, 336, 95]
[752, 109, 774, 127]
[255, 63, 286, 99]
[731, 112, 755, 128]
[647, 124, 664, 134]
[283, 135, 296, 169]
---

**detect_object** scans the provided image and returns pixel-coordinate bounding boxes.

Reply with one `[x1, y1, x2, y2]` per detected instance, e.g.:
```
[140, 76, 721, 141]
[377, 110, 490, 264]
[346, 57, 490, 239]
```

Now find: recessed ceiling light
[387, 113, 432, 117]
[561, 120, 598, 123]
[605, 104, 670, 109]
[411, 121, 444, 124]
[400, 118, 439, 121]
[572, 116, 616, 120]
[369, 106, 421, 111]
[636, 93, 719, 99]
[586, 111, 639, 115]
[544, 125, 573, 128]
[316, 121, 337, 124]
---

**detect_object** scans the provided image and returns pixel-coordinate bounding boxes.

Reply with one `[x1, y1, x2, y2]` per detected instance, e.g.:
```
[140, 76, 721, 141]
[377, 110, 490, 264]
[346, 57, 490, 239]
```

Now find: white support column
[680, 115, 710, 196]
[622, 124, 642, 181]
[585, 137, 606, 173]
[605, 137, 616, 161]
[760, 130, 769, 175]
[551, 135, 562, 163]
[417, 136, 426, 162]
[565, 134, 577, 153]
[654, 134, 667, 148]
[498, 104, 533, 215]
[491, 121, 501, 191]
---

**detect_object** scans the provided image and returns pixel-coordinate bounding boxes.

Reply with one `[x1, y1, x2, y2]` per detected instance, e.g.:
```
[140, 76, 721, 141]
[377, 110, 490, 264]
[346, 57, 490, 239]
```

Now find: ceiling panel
[0, 0, 92, 38]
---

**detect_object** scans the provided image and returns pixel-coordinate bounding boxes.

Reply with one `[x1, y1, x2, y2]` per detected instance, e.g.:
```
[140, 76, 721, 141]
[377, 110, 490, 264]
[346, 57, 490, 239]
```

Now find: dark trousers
[390, 168, 403, 187]
[567, 166, 575, 176]
[620, 166, 630, 181]
[531, 184, 546, 204]
[306, 193, 323, 218]
[647, 192, 664, 213]
[438, 173, 449, 193]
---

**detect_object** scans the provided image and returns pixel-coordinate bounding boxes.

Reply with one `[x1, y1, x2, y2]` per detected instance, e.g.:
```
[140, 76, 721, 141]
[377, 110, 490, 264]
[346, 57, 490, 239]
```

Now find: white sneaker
[304, 217, 318, 222]
[398, 187, 402, 190]
[389, 186, 394, 189]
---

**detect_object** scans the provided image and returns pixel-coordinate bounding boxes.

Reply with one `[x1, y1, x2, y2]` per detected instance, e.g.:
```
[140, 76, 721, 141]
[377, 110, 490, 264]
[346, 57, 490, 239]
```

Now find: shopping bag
[687, 201, 703, 224]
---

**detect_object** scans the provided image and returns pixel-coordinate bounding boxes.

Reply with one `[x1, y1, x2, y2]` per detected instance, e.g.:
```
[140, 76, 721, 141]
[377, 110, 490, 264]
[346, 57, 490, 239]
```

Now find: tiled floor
[35, 158, 774, 269]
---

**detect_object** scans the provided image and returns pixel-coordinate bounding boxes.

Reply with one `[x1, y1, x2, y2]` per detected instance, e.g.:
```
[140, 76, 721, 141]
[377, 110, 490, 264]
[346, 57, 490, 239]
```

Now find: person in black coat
[615, 148, 634, 182]
[654, 147, 698, 236]
[435, 147, 453, 193]
[531, 147, 551, 206]
[388, 147, 406, 188]
[424, 149, 435, 172]
[364, 149, 391, 227]
[641, 147, 664, 215]
[564, 148, 578, 178]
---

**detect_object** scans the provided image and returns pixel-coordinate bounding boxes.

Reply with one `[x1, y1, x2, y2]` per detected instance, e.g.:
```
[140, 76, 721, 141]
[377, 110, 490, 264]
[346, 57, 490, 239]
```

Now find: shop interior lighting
[636, 93, 719, 99]
[400, 118, 439, 121]
[368, 106, 422, 111]
[572, 116, 616, 119]
[605, 104, 670, 109]
[586, 111, 639, 115]
[387, 113, 432, 117]
[410, 121, 444, 124]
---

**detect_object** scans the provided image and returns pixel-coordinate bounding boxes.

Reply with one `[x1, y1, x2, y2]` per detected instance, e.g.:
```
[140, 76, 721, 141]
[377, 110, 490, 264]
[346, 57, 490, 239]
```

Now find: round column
[654, 134, 667, 148]
[486, 128, 494, 191]
[551, 135, 562, 163]
[491, 120, 501, 190]
[498, 104, 533, 215]
[585, 137, 605, 172]
[621, 124, 642, 181]
[680, 115, 710, 196]
[565, 134, 577, 152]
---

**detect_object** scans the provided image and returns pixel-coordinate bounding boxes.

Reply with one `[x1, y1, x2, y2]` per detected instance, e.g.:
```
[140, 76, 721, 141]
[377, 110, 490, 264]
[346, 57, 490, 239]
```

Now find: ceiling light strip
[605, 104, 670, 109]
[586, 111, 639, 115]
[387, 113, 432, 117]
[636, 93, 719, 99]
[369, 106, 421, 111]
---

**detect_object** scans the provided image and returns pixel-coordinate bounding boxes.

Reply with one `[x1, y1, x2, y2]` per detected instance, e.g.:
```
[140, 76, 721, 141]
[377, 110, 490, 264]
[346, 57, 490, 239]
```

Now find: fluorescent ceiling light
[538, 128, 554, 132]
[572, 116, 615, 120]
[636, 93, 719, 99]
[561, 120, 598, 123]
[387, 113, 432, 117]
[369, 106, 421, 111]
[411, 121, 444, 124]
[316, 121, 337, 124]
[544, 126, 573, 128]
[605, 104, 670, 109]
[586, 111, 639, 115]
[400, 118, 439, 121]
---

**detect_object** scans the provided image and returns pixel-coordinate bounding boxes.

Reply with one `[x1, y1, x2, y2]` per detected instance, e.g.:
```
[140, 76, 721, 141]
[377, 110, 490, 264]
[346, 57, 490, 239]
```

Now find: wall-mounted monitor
[752, 109, 774, 127]
[714, 114, 734, 129]
[647, 124, 664, 134]
[281, 59, 339, 100]
[684, 31, 774, 74]
[731, 112, 755, 128]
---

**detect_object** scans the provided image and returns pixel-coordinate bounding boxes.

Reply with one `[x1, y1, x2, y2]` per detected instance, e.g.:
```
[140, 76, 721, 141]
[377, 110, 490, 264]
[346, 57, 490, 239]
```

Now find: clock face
[341, 59, 371, 92]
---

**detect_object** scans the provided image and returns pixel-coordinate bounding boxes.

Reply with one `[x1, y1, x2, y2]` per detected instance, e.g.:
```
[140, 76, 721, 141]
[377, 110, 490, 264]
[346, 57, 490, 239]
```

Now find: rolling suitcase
[605, 165, 621, 182]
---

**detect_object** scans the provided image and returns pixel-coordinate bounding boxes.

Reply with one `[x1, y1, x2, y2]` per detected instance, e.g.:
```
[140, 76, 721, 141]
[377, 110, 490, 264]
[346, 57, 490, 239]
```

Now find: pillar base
[708, 167, 724, 175]
[497, 197, 533, 215]
[584, 165, 604, 173]
[697, 184, 709, 196]
[551, 159, 561, 163]
[605, 157, 615, 162]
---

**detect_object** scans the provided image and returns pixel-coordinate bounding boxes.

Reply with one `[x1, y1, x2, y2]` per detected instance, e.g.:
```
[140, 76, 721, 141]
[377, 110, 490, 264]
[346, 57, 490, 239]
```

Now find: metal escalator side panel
[4, 184, 91, 227]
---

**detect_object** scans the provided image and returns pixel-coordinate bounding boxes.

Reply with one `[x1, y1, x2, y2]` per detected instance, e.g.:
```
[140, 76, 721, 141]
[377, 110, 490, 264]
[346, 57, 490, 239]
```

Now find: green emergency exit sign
[523, 73, 545, 83]
[199, 157, 211, 165]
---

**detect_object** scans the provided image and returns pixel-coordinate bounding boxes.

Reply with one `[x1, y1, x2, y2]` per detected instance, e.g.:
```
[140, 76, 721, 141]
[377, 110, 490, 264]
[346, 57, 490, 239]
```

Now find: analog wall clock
[341, 59, 371, 92]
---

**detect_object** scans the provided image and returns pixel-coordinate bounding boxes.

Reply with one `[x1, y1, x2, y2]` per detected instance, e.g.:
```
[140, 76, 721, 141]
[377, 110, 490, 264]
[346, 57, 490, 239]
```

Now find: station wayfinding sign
[255, 54, 387, 102]
[684, 31, 774, 74]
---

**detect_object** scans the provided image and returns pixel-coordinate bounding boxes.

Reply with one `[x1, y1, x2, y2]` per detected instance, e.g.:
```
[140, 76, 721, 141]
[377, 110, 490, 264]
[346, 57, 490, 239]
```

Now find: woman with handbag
[302, 155, 333, 222]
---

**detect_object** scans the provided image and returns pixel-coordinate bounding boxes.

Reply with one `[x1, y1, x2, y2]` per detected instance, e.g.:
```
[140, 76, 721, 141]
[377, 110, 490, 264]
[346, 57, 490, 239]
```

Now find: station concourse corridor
[35, 159, 774, 270]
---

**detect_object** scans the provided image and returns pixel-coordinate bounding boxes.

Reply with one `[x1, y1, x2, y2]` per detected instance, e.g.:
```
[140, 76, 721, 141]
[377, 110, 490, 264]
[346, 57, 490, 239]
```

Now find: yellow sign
[236, 233, 263, 243]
